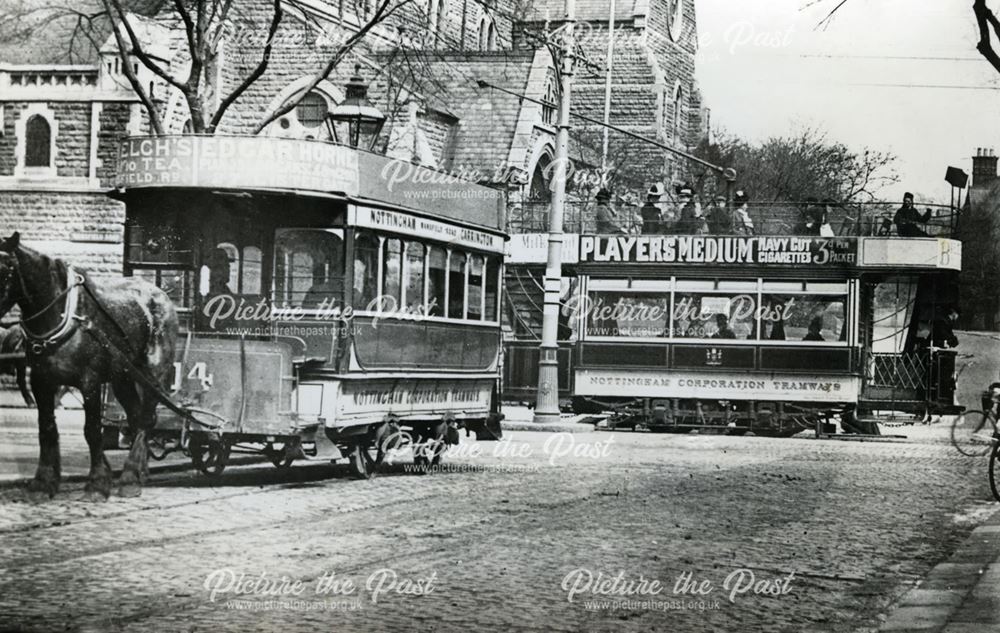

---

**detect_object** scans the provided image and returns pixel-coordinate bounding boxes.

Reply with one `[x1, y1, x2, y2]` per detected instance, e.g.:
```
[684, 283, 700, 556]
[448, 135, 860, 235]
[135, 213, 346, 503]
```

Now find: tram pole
[533, 0, 576, 424]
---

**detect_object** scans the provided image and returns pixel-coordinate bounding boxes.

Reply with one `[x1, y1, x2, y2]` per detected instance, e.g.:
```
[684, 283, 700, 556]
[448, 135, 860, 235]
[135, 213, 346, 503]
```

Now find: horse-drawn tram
[109, 135, 506, 476]
[507, 230, 962, 436]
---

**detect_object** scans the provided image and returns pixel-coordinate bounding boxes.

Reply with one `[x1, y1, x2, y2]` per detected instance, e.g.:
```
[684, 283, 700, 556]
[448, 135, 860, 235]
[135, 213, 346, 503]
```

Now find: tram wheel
[989, 441, 1000, 502]
[348, 443, 379, 479]
[190, 440, 230, 477]
[950, 410, 996, 457]
[264, 443, 298, 469]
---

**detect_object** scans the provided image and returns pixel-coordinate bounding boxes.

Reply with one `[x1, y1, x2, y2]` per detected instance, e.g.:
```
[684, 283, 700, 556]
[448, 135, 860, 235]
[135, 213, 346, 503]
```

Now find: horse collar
[21, 265, 85, 357]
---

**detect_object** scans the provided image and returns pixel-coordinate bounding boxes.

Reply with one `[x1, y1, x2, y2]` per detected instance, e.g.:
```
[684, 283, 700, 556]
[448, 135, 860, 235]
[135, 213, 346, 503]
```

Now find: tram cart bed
[103, 335, 503, 478]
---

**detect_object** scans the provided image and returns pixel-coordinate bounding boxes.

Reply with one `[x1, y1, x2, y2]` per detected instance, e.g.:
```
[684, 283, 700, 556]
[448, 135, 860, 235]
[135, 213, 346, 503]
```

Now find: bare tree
[1, 0, 420, 135]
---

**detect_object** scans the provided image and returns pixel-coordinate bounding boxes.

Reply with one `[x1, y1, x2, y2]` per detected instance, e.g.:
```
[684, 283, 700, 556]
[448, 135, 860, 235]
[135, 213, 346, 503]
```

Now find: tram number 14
[170, 361, 214, 392]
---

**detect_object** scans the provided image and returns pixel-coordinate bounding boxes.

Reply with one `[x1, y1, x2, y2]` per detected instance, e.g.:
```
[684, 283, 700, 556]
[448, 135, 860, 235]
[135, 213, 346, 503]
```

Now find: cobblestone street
[0, 410, 995, 633]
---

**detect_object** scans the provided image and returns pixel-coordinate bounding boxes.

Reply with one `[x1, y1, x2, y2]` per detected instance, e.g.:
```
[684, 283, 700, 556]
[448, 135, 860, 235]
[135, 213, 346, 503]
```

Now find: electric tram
[107, 135, 506, 475]
[506, 220, 962, 435]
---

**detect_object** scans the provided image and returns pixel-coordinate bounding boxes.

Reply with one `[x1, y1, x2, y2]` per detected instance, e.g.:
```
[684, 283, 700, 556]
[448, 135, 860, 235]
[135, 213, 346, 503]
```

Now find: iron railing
[508, 201, 959, 239]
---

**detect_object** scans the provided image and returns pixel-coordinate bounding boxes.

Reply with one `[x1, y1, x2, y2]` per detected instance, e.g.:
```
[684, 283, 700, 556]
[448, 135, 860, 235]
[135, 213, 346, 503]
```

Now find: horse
[0, 232, 178, 499]
[0, 324, 35, 407]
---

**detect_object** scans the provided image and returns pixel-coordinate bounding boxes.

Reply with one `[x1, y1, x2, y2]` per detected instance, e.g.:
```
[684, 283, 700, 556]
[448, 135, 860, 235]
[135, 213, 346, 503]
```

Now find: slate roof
[394, 51, 537, 177]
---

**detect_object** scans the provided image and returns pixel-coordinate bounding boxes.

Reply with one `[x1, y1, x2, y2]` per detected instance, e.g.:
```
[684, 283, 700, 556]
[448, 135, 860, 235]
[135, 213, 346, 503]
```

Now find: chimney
[973, 147, 998, 187]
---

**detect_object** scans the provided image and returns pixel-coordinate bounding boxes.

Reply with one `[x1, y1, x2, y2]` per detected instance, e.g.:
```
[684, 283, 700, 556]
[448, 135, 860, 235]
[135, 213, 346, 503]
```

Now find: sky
[694, 0, 1000, 203]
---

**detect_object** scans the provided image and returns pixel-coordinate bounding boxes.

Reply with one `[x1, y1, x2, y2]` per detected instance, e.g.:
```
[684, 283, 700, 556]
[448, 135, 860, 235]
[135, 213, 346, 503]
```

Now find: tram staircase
[501, 266, 575, 401]
[504, 266, 545, 341]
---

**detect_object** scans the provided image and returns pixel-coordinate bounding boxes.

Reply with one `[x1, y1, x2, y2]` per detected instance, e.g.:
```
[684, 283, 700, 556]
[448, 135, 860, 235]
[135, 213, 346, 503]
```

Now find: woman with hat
[594, 188, 623, 233]
[733, 190, 755, 235]
[641, 182, 666, 234]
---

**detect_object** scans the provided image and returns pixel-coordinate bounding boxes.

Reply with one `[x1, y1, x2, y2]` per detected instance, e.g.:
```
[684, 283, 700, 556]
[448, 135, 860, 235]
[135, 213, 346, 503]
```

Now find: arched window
[296, 92, 329, 128]
[478, 16, 497, 51]
[672, 83, 685, 144]
[542, 74, 558, 126]
[25, 115, 52, 168]
[529, 153, 552, 203]
[431, 0, 447, 45]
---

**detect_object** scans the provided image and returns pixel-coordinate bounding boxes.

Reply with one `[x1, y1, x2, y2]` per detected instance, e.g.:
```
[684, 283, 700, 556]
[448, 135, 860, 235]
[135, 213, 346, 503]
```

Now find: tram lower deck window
[131, 268, 193, 308]
[583, 279, 849, 343]
[273, 228, 345, 310]
[352, 228, 500, 324]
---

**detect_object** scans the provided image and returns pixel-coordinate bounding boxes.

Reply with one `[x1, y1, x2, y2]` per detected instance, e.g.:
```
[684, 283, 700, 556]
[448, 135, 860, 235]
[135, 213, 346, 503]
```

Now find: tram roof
[112, 135, 507, 234]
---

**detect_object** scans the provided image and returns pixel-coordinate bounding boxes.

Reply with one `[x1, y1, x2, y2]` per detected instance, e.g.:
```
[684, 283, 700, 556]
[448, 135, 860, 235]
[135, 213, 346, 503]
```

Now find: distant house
[960, 148, 1000, 330]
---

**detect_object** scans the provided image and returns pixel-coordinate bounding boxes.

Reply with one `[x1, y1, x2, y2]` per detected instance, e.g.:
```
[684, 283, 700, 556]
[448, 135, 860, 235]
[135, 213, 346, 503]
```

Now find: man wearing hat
[894, 192, 932, 237]
[733, 190, 754, 235]
[706, 193, 732, 235]
[674, 183, 703, 235]
[594, 188, 622, 233]
[640, 183, 666, 234]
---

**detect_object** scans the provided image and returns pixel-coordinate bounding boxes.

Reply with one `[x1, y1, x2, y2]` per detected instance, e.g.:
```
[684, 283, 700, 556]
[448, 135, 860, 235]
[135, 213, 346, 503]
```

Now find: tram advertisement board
[574, 369, 860, 403]
[116, 136, 360, 194]
[579, 235, 858, 266]
[334, 379, 494, 421]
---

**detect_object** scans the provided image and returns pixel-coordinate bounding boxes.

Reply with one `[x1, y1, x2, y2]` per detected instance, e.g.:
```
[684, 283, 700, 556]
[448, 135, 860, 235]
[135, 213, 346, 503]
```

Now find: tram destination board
[580, 235, 858, 266]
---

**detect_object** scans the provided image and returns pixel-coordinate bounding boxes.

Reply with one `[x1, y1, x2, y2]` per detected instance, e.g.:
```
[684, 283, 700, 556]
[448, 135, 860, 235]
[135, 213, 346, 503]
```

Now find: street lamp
[326, 65, 386, 151]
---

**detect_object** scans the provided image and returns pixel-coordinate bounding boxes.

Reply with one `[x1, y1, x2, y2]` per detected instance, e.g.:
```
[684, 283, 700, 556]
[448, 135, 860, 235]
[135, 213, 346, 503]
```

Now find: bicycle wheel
[989, 440, 1000, 502]
[950, 410, 996, 457]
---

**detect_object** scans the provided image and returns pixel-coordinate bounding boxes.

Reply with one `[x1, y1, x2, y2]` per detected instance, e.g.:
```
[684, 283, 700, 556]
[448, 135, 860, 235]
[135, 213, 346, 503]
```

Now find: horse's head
[0, 232, 23, 316]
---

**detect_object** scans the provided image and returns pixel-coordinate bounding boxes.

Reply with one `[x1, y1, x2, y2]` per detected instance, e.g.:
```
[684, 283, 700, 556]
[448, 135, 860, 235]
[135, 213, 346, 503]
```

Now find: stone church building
[0, 0, 705, 275]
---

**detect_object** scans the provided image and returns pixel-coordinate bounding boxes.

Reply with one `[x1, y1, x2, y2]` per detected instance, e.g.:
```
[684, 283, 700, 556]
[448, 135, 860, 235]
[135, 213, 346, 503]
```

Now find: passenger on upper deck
[733, 190, 755, 235]
[640, 183, 666, 234]
[894, 192, 933, 237]
[594, 188, 623, 233]
[797, 198, 825, 236]
[674, 184, 704, 235]
[619, 193, 643, 235]
[706, 194, 732, 235]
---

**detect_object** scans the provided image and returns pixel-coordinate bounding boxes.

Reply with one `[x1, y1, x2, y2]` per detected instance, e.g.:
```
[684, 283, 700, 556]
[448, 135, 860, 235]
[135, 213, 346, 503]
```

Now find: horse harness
[12, 253, 222, 433]
[17, 264, 86, 357]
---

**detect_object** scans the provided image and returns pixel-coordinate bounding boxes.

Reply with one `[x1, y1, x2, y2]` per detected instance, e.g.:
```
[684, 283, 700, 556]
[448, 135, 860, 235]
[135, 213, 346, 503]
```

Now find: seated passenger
[674, 185, 703, 235]
[803, 316, 824, 341]
[711, 314, 736, 339]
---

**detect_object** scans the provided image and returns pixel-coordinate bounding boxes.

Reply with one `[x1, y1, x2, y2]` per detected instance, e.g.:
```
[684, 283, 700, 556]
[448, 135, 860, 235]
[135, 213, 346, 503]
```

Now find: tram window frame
[130, 267, 194, 309]
[125, 220, 194, 310]
[272, 227, 346, 313]
[350, 228, 501, 326]
[582, 278, 850, 346]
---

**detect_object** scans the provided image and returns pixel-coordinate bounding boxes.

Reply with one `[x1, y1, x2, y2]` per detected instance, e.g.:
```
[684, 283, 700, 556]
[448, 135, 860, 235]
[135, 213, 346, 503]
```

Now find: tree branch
[208, 0, 283, 131]
[109, 0, 187, 93]
[974, 0, 1000, 75]
[252, 0, 414, 134]
[99, 0, 164, 134]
